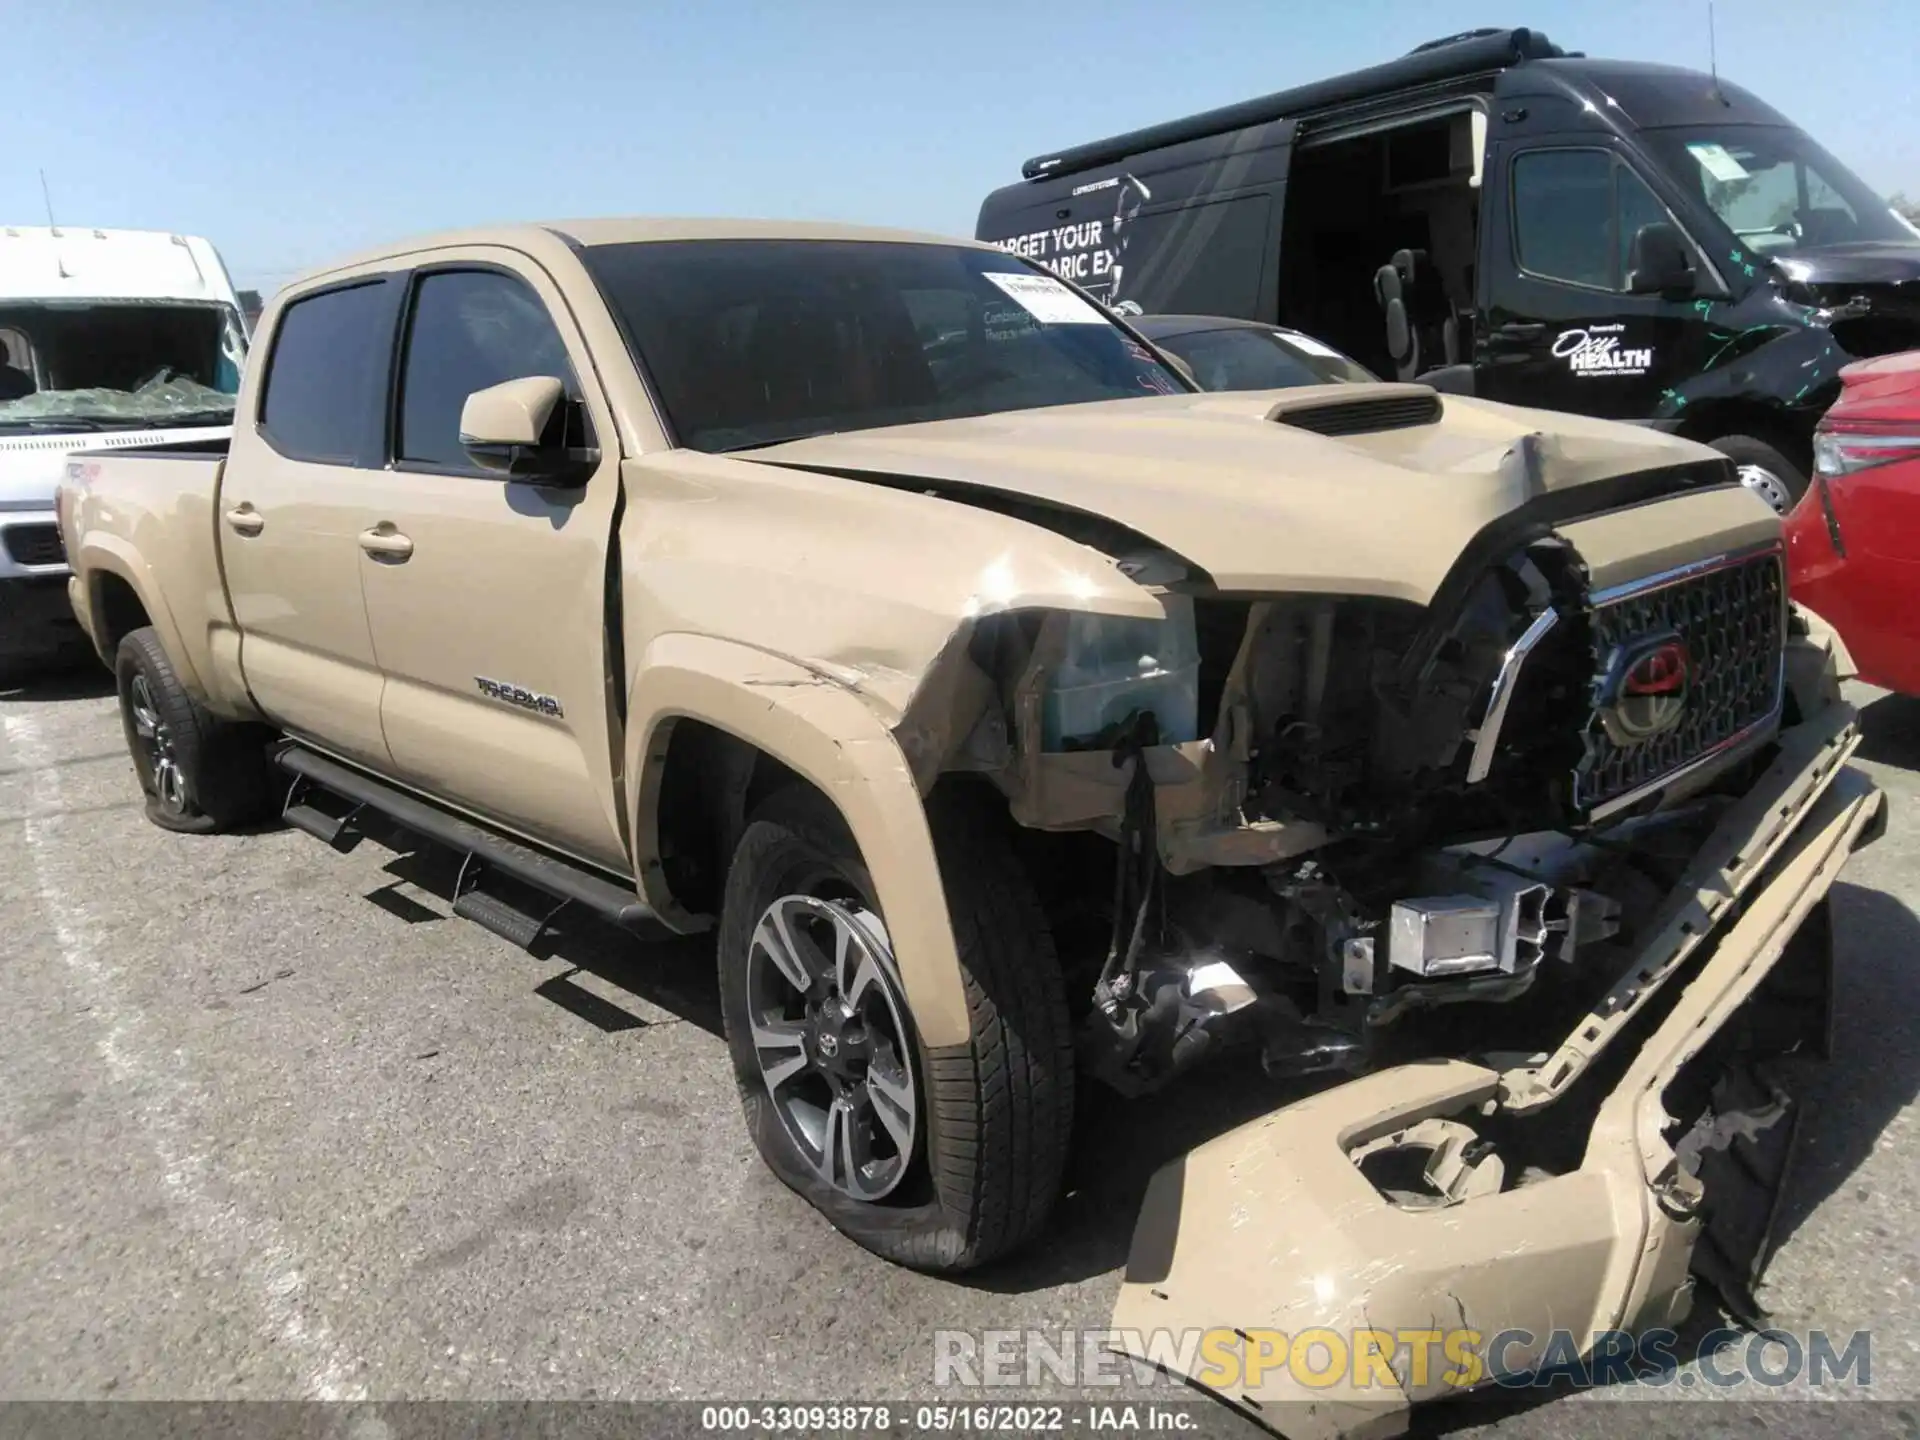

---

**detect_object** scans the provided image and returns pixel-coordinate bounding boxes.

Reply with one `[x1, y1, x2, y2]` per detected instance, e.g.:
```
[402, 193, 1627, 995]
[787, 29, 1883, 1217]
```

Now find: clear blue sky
[6, 0, 1917, 295]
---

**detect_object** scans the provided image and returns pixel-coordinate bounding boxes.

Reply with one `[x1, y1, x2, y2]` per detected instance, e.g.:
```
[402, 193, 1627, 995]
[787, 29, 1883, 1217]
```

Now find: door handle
[1492, 322, 1547, 341]
[358, 524, 414, 562]
[224, 504, 264, 537]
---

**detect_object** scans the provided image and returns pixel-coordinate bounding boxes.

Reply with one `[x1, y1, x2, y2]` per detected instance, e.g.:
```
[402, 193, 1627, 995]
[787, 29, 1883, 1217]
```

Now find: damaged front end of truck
[734, 388, 1883, 1433]
[982, 551, 1875, 1433]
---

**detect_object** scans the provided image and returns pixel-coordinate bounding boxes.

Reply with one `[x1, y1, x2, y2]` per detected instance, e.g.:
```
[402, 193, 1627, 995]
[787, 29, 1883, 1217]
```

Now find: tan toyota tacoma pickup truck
[59, 218, 1883, 1432]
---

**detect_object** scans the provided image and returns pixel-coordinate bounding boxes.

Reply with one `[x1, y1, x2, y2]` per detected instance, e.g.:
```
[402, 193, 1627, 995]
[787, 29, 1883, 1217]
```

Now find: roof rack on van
[1018, 26, 1564, 182]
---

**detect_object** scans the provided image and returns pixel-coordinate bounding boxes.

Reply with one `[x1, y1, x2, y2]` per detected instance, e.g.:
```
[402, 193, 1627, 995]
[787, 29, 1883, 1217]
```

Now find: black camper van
[975, 27, 1920, 511]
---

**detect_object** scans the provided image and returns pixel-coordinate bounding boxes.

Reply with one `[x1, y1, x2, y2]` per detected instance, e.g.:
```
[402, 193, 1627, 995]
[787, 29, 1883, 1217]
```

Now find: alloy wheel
[746, 893, 919, 1201]
[128, 673, 188, 817]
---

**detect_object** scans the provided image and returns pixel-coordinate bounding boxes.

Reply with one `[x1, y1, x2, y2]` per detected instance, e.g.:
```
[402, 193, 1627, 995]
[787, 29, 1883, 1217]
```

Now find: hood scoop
[1269, 386, 1442, 437]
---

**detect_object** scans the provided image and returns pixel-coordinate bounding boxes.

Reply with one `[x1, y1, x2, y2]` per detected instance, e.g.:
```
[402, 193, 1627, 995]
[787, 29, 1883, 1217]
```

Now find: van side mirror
[1626, 222, 1696, 296]
[458, 375, 597, 485]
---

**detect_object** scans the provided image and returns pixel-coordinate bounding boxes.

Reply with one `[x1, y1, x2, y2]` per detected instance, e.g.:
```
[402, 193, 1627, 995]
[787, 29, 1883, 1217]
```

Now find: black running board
[274, 743, 664, 944]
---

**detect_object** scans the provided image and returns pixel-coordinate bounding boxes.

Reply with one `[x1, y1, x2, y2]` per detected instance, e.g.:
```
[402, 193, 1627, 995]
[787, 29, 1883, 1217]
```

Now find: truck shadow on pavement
[1854, 690, 1920, 769]
[967, 1053, 1324, 1294]
[366, 831, 726, 1037]
[1769, 879, 1920, 1248]
[0, 660, 114, 703]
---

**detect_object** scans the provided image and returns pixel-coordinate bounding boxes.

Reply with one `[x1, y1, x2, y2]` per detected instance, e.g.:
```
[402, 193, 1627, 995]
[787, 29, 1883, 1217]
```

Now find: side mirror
[1626, 222, 1696, 296]
[458, 375, 596, 485]
[1162, 352, 1199, 387]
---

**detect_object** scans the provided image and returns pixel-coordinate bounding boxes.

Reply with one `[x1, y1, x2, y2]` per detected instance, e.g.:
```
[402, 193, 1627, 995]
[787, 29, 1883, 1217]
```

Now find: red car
[1786, 349, 1920, 696]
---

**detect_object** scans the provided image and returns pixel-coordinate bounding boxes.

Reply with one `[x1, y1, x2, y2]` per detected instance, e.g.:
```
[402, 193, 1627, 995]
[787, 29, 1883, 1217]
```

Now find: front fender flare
[625, 633, 972, 1049]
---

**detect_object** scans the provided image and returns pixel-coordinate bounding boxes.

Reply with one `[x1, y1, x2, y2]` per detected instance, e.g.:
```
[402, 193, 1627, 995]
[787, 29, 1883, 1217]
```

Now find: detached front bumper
[1112, 703, 1884, 1439]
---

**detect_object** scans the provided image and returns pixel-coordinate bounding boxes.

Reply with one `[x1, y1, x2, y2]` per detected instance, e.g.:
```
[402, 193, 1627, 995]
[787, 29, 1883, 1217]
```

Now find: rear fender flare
[626, 632, 972, 1048]
[75, 538, 207, 699]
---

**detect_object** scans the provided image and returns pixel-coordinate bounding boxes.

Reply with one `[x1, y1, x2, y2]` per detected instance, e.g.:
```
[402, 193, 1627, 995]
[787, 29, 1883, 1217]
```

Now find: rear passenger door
[358, 255, 632, 872]
[221, 277, 399, 770]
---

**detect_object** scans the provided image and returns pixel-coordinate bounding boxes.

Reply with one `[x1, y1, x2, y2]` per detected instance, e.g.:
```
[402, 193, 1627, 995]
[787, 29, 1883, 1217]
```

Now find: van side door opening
[1275, 106, 1486, 381]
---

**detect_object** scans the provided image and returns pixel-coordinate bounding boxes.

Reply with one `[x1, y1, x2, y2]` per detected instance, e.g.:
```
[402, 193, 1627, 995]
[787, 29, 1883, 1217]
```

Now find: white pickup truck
[0, 226, 247, 674]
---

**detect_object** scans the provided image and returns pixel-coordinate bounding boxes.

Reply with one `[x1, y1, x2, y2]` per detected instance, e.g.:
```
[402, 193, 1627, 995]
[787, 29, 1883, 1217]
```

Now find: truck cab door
[221, 276, 401, 771]
[356, 255, 632, 873]
[1477, 142, 1712, 420]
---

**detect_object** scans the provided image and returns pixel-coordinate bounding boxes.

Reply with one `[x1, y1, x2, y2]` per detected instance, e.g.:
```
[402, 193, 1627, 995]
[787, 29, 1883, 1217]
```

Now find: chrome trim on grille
[1587, 710, 1780, 822]
[1466, 608, 1559, 784]
[1587, 539, 1784, 606]
[1580, 542, 1788, 820]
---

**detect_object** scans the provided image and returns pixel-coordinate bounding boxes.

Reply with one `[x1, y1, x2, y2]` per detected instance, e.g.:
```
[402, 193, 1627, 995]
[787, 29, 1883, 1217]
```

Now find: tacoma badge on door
[475, 676, 565, 719]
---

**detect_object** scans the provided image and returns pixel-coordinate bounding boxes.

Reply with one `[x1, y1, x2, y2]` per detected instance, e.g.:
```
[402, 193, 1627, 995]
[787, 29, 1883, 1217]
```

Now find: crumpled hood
[0, 425, 231, 509]
[738, 387, 1733, 603]
[1778, 239, 1920, 289]
[1777, 243, 1920, 332]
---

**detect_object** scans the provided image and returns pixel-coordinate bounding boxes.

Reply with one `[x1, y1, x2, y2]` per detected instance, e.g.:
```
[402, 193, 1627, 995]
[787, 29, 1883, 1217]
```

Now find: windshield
[1149, 326, 1374, 391]
[1642, 124, 1912, 256]
[0, 301, 244, 430]
[580, 239, 1190, 452]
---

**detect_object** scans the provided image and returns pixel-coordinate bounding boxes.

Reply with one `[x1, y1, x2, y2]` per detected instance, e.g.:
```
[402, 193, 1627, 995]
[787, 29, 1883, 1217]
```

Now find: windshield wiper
[0, 412, 233, 433]
[158, 410, 238, 426]
[0, 417, 114, 432]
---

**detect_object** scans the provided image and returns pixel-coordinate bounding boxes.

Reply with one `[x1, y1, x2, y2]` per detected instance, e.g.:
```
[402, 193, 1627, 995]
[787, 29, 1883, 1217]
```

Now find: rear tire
[1709, 434, 1806, 515]
[114, 627, 276, 833]
[718, 783, 1074, 1271]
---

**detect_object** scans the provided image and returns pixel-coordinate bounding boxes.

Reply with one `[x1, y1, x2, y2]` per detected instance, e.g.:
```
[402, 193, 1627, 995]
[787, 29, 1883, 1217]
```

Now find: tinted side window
[1110, 194, 1271, 316]
[259, 281, 391, 464]
[396, 270, 577, 470]
[1513, 150, 1614, 290]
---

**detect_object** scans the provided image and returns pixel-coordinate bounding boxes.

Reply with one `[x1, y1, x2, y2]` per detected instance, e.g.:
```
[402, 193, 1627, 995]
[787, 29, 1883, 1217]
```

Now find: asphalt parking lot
[3, 664, 1917, 1437]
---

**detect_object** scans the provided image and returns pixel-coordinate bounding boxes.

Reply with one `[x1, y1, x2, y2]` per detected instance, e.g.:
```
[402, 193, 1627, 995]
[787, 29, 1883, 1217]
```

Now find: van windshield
[581, 239, 1191, 452]
[1642, 124, 1911, 255]
[0, 301, 243, 431]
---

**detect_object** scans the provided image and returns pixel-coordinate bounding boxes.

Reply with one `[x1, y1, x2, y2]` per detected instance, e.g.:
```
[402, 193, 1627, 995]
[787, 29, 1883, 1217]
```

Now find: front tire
[115, 627, 275, 833]
[718, 784, 1073, 1271]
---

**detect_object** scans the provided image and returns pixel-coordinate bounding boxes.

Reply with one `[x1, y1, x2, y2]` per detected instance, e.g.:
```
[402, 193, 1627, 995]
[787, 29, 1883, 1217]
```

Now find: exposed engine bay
[945, 531, 1791, 1097]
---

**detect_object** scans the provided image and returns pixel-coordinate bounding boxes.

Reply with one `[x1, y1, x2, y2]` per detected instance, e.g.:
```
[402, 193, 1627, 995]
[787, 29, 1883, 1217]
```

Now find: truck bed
[61, 445, 234, 699]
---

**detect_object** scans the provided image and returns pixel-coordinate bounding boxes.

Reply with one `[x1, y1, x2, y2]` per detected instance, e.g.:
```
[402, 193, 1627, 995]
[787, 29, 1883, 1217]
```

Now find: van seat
[1373, 249, 1459, 382]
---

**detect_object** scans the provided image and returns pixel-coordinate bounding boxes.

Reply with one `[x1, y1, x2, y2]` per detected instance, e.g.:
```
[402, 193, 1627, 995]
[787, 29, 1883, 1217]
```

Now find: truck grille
[2, 523, 65, 567]
[1575, 548, 1785, 818]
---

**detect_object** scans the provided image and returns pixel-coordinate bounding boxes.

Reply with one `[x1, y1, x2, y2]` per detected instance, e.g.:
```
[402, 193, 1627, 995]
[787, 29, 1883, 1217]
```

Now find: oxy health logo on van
[1553, 323, 1653, 377]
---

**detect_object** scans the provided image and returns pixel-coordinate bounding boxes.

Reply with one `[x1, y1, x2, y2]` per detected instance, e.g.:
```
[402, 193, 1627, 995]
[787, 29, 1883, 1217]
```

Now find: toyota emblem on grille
[1598, 633, 1693, 746]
